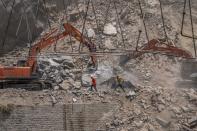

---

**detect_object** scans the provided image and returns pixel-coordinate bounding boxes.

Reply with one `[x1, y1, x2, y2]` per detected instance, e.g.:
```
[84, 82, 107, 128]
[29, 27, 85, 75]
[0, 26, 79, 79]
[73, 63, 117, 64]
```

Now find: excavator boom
[0, 23, 96, 80]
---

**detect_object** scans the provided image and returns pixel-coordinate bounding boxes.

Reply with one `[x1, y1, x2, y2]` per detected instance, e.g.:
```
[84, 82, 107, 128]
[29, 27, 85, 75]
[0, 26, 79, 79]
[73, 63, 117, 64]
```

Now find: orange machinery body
[0, 23, 97, 81]
[134, 39, 193, 59]
[0, 66, 33, 80]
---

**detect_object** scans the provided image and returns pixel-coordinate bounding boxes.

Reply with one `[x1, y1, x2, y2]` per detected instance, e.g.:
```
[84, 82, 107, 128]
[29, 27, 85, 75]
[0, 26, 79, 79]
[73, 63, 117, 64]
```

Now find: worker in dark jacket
[116, 75, 125, 92]
[90, 75, 97, 92]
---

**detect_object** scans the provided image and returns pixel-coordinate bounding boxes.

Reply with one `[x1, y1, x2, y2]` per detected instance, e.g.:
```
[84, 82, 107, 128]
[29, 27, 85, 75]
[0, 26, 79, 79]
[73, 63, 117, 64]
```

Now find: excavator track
[0, 80, 53, 91]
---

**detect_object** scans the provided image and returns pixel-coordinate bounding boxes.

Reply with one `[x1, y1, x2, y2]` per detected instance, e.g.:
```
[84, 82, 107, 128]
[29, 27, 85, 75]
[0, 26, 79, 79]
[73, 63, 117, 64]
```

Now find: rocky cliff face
[0, 0, 48, 54]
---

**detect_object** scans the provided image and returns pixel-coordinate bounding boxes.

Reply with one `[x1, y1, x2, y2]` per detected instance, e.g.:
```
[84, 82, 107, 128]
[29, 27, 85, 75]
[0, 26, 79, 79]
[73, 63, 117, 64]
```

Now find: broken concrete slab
[53, 56, 74, 68]
[187, 93, 197, 101]
[40, 58, 60, 66]
[111, 119, 122, 127]
[50, 95, 57, 105]
[189, 117, 197, 128]
[156, 117, 171, 127]
[103, 23, 117, 36]
[72, 98, 77, 103]
[87, 28, 95, 38]
[134, 120, 144, 128]
[181, 105, 190, 112]
[171, 106, 181, 114]
[126, 91, 136, 101]
[140, 127, 148, 131]
[157, 104, 165, 112]
[59, 80, 71, 90]
[126, 91, 136, 97]
[113, 66, 124, 74]
[62, 61, 75, 69]
[55, 75, 63, 84]
[72, 82, 81, 90]
[95, 63, 113, 83]
[104, 39, 116, 49]
[81, 74, 91, 87]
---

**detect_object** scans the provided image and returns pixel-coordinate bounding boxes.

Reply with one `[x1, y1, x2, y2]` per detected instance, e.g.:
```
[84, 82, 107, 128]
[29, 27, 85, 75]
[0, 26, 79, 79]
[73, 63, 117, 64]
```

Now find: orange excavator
[119, 39, 193, 66]
[0, 23, 96, 90]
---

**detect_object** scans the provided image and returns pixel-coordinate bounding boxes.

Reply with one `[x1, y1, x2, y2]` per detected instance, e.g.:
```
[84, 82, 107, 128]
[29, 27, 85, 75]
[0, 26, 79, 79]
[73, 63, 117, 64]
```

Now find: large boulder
[104, 39, 116, 49]
[103, 23, 117, 36]
[95, 63, 114, 84]
[87, 28, 95, 38]
[52, 56, 75, 69]
[81, 74, 91, 87]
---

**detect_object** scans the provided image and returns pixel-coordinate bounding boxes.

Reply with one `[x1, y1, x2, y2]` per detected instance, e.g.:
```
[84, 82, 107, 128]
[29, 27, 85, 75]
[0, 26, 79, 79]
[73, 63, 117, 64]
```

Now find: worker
[91, 56, 97, 68]
[90, 75, 97, 92]
[116, 75, 125, 92]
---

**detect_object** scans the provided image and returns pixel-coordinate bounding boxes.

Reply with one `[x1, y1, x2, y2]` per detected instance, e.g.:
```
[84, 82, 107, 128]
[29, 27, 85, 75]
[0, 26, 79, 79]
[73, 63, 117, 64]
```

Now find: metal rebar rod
[2, 0, 16, 49]
[78, 0, 90, 52]
[43, 0, 51, 29]
[158, 0, 169, 44]
[103, 0, 111, 27]
[138, 0, 149, 42]
[16, 13, 24, 36]
[75, 0, 88, 39]
[35, 0, 40, 18]
[54, 0, 65, 52]
[188, 0, 196, 57]
[63, 0, 74, 52]
[1, 0, 6, 8]
[25, 11, 32, 43]
[136, 30, 142, 51]
[91, 0, 103, 49]
[181, 0, 187, 36]
[113, 0, 125, 48]
[181, 0, 197, 39]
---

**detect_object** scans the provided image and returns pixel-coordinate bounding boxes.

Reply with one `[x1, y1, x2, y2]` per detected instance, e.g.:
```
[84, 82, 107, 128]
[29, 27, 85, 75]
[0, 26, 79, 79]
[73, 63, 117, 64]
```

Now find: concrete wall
[0, 103, 115, 131]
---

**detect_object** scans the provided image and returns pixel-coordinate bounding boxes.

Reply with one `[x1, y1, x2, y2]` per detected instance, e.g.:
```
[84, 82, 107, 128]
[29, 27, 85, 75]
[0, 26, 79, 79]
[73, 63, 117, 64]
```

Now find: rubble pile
[104, 85, 197, 131]
[38, 56, 76, 85]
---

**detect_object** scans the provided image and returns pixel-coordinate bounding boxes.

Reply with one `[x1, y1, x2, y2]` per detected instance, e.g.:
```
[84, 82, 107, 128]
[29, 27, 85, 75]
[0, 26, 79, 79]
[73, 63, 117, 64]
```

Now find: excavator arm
[26, 23, 97, 73]
[26, 29, 68, 72]
[63, 23, 96, 53]
[63, 23, 96, 66]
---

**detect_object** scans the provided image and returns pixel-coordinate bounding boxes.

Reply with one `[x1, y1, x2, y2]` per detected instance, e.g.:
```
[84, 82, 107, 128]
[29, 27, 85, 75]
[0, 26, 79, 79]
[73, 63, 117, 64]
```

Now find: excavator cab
[17, 59, 27, 67]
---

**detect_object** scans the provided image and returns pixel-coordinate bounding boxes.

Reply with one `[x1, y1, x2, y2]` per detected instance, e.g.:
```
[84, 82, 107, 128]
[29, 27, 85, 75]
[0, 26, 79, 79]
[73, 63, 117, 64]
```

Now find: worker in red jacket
[90, 75, 97, 92]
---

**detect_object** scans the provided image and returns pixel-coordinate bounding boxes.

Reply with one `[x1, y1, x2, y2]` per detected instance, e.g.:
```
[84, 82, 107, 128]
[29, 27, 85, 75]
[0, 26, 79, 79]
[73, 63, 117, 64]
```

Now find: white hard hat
[91, 74, 96, 78]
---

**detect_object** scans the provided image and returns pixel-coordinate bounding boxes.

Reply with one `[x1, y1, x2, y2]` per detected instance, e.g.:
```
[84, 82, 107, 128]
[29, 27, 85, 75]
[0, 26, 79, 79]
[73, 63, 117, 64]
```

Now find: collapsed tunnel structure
[0, 0, 197, 131]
